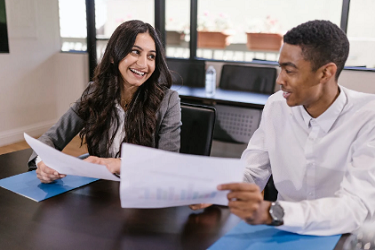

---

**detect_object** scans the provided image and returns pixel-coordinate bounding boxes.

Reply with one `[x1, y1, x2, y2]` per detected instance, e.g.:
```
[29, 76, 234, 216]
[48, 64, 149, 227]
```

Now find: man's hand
[218, 182, 272, 225]
[84, 156, 121, 175]
[36, 161, 66, 183]
[189, 203, 212, 210]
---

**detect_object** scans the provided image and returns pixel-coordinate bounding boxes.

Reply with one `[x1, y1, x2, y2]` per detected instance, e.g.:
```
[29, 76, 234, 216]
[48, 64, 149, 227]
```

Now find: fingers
[85, 157, 121, 174]
[227, 190, 262, 202]
[106, 158, 121, 174]
[230, 201, 273, 225]
[36, 161, 64, 183]
[228, 200, 261, 211]
[221, 183, 271, 226]
[218, 182, 259, 192]
[189, 203, 212, 210]
[84, 156, 102, 164]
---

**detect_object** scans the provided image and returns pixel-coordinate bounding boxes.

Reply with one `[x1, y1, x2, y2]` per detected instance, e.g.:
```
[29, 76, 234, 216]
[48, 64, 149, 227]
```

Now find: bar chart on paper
[121, 182, 228, 208]
[136, 186, 219, 201]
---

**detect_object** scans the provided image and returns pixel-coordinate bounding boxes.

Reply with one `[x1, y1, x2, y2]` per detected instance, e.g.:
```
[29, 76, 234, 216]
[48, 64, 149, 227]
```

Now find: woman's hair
[77, 20, 172, 157]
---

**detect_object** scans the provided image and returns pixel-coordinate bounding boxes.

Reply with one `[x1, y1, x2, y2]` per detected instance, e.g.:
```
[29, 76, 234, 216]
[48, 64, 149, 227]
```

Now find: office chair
[167, 58, 206, 87]
[213, 104, 262, 144]
[219, 64, 277, 94]
[212, 64, 276, 144]
[180, 102, 216, 156]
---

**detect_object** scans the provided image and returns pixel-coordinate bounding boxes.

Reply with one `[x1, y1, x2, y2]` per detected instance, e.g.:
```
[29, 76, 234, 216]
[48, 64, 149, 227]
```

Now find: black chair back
[167, 58, 206, 87]
[180, 103, 216, 156]
[219, 64, 277, 94]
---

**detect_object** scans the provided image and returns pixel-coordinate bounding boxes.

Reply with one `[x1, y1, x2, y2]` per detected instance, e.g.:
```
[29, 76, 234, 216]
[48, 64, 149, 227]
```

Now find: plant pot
[246, 33, 283, 51]
[166, 31, 184, 45]
[198, 31, 230, 49]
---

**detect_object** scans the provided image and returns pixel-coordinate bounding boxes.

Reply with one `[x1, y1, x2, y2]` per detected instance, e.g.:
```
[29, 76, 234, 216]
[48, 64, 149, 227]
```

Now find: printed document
[120, 143, 245, 208]
[24, 133, 119, 181]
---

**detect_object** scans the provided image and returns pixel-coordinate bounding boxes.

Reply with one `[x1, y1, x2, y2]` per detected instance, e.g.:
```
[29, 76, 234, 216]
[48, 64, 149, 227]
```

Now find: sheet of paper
[24, 133, 119, 181]
[120, 143, 245, 208]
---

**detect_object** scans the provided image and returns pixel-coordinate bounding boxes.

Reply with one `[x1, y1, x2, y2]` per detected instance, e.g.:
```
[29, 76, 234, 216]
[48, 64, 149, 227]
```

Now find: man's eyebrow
[132, 45, 156, 53]
[278, 62, 298, 69]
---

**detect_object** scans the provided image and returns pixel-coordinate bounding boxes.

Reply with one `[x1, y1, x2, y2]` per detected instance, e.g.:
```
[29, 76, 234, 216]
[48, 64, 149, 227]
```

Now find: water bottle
[205, 65, 216, 97]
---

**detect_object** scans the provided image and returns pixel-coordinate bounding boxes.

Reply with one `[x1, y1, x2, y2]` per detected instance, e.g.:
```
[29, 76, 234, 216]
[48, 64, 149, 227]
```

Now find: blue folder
[208, 221, 341, 250]
[0, 171, 98, 202]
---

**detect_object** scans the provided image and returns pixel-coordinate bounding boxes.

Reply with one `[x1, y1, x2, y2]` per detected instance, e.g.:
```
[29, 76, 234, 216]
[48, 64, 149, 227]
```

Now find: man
[197, 20, 375, 236]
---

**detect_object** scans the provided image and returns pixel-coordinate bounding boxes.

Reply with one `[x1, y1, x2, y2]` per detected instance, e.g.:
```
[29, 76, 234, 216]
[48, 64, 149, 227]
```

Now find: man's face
[276, 43, 323, 109]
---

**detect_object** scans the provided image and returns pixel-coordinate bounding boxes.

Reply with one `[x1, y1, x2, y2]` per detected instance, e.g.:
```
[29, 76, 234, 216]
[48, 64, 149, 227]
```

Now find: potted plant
[246, 16, 283, 51]
[165, 17, 188, 45]
[197, 12, 233, 49]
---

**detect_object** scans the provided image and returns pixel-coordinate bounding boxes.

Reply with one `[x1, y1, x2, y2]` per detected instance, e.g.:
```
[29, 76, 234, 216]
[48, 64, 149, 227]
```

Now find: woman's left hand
[84, 156, 121, 175]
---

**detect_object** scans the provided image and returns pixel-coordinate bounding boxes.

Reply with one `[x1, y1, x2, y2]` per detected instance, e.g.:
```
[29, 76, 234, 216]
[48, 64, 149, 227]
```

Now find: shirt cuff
[277, 200, 305, 233]
[35, 156, 42, 167]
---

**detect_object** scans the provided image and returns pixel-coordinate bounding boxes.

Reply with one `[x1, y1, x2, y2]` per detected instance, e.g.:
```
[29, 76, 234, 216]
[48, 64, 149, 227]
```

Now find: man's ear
[320, 63, 337, 83]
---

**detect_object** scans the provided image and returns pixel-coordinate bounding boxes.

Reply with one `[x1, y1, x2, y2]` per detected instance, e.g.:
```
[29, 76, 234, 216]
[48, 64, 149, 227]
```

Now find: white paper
[24, 133, 119, 181]
[120, 143, 245, 208]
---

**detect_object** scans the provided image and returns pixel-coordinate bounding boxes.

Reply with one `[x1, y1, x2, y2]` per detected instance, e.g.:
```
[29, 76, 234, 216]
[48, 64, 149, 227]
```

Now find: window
[95, 0, 155, 60]
[346, 0, 375, 68]
[59, 0, 87, 52]
[165, 0, 190, 59]
[196, 0, 342, 62]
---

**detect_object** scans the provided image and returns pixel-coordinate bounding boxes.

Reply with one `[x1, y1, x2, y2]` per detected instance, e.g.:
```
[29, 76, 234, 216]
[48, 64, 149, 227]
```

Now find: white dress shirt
[242, 85, 375, 235]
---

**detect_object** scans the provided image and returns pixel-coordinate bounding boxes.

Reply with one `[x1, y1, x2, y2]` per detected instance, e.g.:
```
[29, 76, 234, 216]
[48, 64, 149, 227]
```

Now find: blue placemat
[208, 221, 341, 250]
[0, 170, 98, 202]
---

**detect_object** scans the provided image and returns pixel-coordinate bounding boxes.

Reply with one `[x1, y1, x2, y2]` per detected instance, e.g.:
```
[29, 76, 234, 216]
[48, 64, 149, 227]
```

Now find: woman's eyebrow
[133, 45, 156, 53]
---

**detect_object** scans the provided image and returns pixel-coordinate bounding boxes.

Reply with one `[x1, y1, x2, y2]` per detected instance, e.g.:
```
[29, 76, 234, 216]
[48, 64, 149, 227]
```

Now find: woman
[28, 20, 181, 183]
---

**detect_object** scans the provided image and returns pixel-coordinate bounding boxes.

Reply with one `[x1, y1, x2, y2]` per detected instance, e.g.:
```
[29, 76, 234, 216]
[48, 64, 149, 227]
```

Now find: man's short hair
[283, 20, 349, 80]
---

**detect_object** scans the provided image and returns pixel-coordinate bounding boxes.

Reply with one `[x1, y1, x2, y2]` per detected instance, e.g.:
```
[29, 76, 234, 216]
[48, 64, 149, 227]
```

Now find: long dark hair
[77, 20, 172, 157]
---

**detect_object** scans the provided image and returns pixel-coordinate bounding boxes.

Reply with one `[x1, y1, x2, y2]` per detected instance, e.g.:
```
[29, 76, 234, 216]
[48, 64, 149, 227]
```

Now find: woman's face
[118, 32, 156, 90]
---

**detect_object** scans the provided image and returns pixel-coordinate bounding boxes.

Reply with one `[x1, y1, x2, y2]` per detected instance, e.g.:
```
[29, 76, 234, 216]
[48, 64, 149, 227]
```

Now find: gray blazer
[28, 88, 181, 170]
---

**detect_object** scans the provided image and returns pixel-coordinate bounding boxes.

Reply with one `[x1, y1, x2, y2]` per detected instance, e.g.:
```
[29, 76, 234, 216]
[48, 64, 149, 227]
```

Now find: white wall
[0, 0, 88, 147]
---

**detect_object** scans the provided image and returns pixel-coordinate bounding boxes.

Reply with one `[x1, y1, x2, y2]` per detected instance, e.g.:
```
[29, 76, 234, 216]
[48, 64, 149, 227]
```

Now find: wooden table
[0, 149, 349, 249]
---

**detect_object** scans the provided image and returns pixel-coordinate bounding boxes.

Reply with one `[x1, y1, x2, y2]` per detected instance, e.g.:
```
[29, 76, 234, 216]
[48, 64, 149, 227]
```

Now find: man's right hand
[36, 161, 66, 183]
[189, 203, 212, 210]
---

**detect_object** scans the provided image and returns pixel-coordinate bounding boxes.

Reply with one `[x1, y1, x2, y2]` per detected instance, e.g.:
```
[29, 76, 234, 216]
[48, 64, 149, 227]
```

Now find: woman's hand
[84, 156, 121, 175]
[36, 161, 66, 183]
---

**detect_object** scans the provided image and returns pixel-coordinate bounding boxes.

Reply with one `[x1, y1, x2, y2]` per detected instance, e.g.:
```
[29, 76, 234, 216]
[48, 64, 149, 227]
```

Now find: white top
[108, 103, 126, 157]
[242, 85, 375, 235]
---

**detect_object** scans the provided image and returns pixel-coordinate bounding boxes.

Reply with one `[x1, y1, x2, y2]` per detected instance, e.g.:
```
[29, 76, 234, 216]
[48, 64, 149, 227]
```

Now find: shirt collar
[300, 86, 347, 133]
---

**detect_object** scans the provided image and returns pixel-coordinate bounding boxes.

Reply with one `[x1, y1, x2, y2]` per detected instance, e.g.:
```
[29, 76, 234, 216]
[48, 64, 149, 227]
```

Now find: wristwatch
[269, 201, 284, 226]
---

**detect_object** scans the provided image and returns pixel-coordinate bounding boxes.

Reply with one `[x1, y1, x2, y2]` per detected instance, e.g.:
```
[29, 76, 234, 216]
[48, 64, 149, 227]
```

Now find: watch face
[271, 203, 284, 219]
[270, 202, 284, 226]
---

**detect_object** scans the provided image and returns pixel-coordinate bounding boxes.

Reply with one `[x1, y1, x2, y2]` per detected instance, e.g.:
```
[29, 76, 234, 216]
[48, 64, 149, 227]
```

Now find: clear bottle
[205, 65, 216, 97]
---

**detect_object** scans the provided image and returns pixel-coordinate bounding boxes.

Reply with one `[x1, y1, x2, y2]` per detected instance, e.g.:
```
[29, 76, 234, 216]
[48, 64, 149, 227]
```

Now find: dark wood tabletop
[0, 149, 349, 250]
[171, 85, 271, 109]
